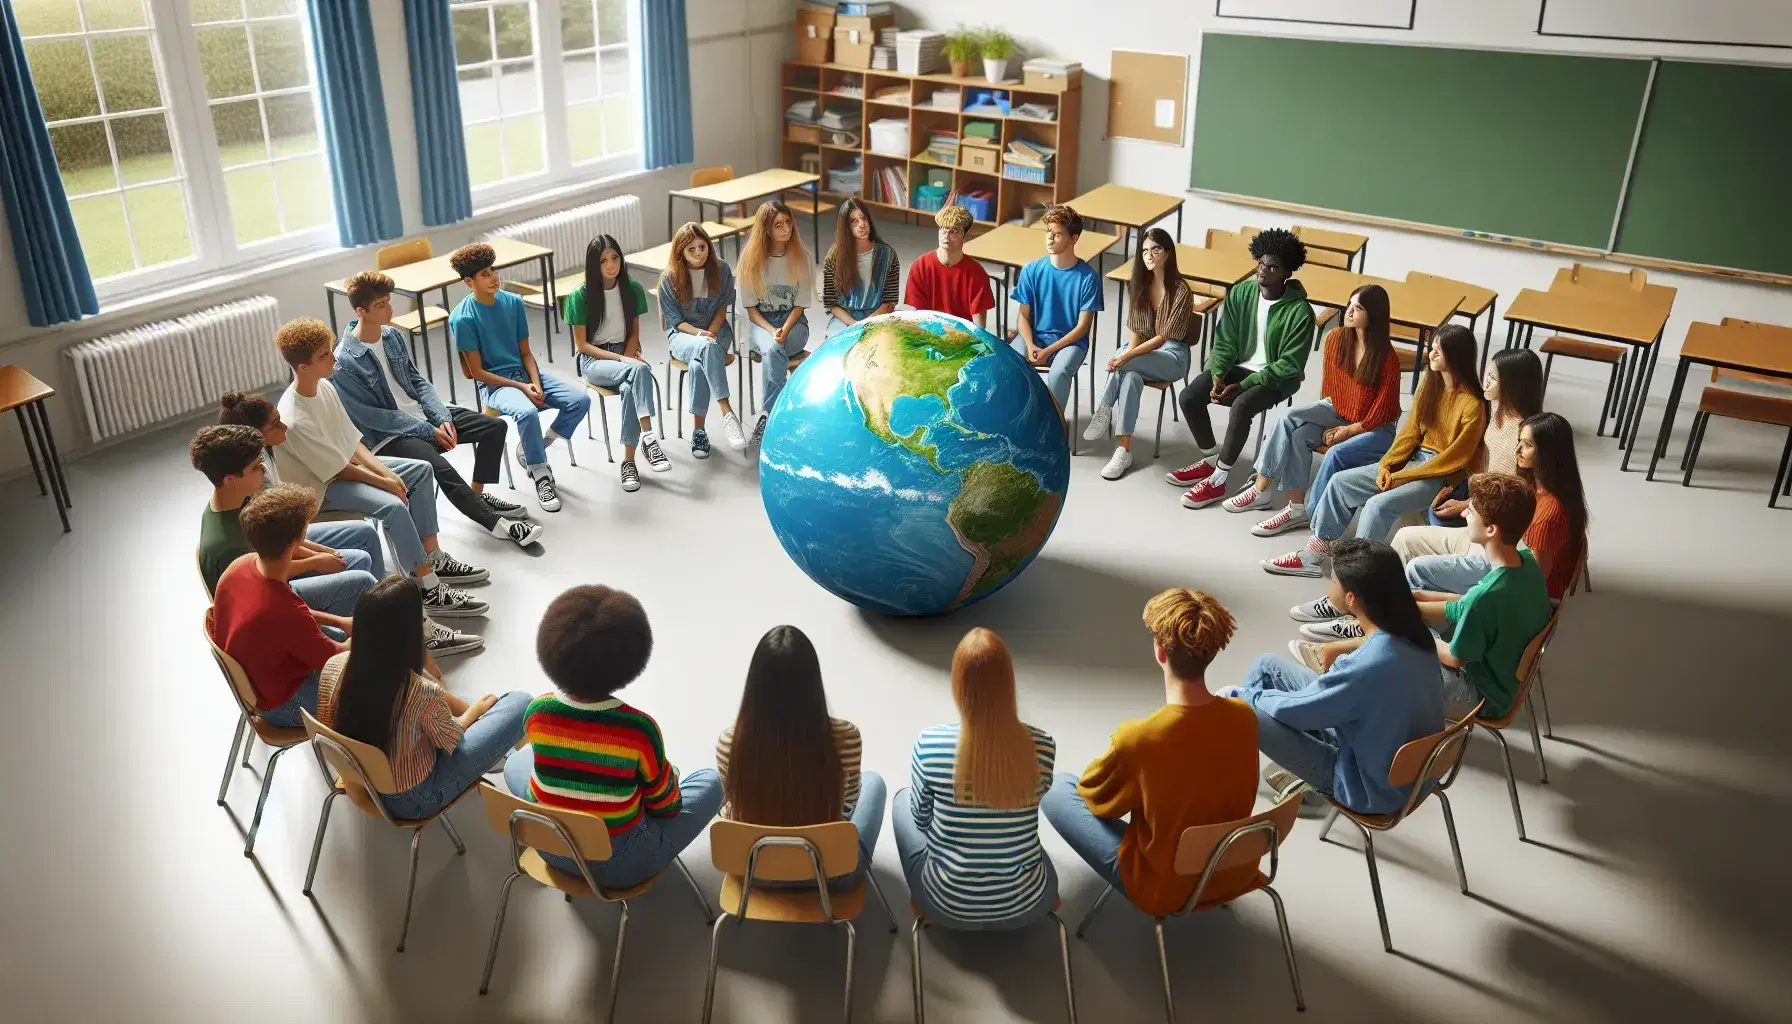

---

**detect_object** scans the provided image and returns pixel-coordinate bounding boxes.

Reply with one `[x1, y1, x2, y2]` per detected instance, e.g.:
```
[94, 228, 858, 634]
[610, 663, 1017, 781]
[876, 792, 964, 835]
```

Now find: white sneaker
[1082, 404, 1113, 441]
[1252, 504, 1310, 538]
[1300, 617, 1364, 642]
[1289, 595, 1345, 622]
[425, 617, 484, 657]
[619, 460, 641, 492]
[1100, 446, 1133, 480]
[1222, 486, 1272, 513]
[422, 582, 488, 618]
[534, 471, 562, 513]
[1289, 639, 1327, 673]
[639, 430, 672, 473]
[491, 517, 544, 547]
[721, 412, 748, 451]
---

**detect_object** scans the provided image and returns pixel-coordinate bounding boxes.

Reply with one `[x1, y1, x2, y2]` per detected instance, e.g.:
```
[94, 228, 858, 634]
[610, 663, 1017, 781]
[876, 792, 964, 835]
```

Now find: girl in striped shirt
[894, 628, 1058, 925]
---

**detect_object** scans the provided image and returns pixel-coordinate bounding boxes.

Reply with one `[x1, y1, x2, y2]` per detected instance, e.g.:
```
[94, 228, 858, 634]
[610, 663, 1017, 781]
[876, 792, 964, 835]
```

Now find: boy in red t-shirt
[904, 204, 995, 329]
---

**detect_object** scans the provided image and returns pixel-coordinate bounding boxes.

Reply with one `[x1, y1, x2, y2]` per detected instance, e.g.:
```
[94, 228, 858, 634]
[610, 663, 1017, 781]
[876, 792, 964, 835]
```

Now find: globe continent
[758, 310, 1070, 616]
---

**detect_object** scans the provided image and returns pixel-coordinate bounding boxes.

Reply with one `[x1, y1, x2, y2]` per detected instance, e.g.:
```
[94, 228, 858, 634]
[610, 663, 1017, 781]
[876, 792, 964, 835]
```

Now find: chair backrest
[477, 780, 614, 863]
[690, 165, 735, 189]
[1512, 609, 1561, 703]
[301, 707, 402, 795]
[457, 350, 480, 383]
[203, 609, 260, 717]
[1383, 701, 1484, 819]
[709, 819, 860, 885]
[376, 237, 434, 271]
[195, 548, 213, 598]
[1567, 262, 1645, 293]
[1172, 786, 1303, 912]
[1306, 247, 1350, 269]
[1206, 228, 1249, 254]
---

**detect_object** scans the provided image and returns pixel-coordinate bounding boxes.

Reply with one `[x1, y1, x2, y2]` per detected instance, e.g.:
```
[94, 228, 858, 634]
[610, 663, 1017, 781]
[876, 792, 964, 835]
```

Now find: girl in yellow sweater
[1264, 325, 1485, 577]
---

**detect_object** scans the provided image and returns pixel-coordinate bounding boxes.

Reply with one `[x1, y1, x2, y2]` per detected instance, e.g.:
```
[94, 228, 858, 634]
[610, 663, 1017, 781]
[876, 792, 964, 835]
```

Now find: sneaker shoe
[1289, 639, 1327, 673]
[1100, 446, 1134, 480]
[1252, 504, 1310, 538]
[691, 427, 711, 460]
[620, 460, 641, 492]
[1180, 478, 1229, 509]
[1082, 403, 1113, 441]
[1223, 486, 1272, 514]
[534, 472, 562, 512]
[422, 582, 488, 618]
[425, 616, 484, 657]
[640, 430, 672, 473]
[748, 412, 768, 448]
[1263, 761, 1323, 806]
[429, 549, 489, 585]
[1300, 617, 1365, 642]
[1166, 457, 1216, 486]
[721, 412, 748, 451]
[491, 517, 544, 547]
[479, 491, 532, 520]
[1262, 549, 1323, 577]
[1290, 595, 1345, 622]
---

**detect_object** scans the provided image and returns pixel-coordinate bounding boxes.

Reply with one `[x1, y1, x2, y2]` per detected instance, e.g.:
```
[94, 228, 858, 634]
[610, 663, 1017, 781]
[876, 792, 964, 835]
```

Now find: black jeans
[1178, 366, 1293, 466]
[379, 407, 508, 530]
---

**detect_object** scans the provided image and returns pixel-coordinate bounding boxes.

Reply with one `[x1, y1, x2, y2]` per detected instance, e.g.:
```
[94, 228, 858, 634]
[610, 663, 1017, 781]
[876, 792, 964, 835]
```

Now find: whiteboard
[1538, 0, 1792, 49]
[1214, 0, 1415, 30]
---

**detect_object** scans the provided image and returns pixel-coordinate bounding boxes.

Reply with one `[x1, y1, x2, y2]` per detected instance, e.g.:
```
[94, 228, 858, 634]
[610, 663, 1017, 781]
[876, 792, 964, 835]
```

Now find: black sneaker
[749, 412, 768, 448]
[691, 427, 711, 460]
[491, 517, 544, 547]
[422, 583, 488, 618]
[429, 550, 489, 585]
[620, 461, 641, 492]
[535, 473, 562, 512]
[480, 491, 532, 520]
[425, 617, 484, 656]
[640, 431, 671, 473]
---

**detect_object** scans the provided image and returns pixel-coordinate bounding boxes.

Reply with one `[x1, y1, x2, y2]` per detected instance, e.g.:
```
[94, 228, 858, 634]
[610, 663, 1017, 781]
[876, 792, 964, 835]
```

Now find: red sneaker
[1180, 478, 1229, 509]
[1166, 459, 1216, 486]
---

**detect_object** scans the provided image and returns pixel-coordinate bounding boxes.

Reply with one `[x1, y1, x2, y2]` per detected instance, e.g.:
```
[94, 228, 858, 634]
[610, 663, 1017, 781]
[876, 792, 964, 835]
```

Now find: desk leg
[24, 401, 71, 531]
[1089, 310, 1099, 397]
[667, 194, 674, 241]
[1175, 206, 1184, 243]
[1620, 335, 1662, 470]
[413, 293, 438, 394]
[14, 407, 46, 496]
[1114, 281, 1127, 350]
[326, 289, 339, 337]
[1645, 357, 1691, 481]
[539, 255, 555, 363]
[1478, 310, 1492, 376]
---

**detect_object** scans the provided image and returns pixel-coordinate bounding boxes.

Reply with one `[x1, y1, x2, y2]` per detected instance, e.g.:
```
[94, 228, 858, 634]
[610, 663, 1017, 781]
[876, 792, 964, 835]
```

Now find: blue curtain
[641, 0, 693, 169]
[403, 0, 471, 225]
[0, 3, 97, 326]
[307, 0, 403, 247]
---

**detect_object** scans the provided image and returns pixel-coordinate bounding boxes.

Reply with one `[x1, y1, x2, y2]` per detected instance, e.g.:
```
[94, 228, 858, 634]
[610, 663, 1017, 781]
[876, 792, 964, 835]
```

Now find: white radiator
[481, 194, 644, 283]
[65, 295, 284, 443]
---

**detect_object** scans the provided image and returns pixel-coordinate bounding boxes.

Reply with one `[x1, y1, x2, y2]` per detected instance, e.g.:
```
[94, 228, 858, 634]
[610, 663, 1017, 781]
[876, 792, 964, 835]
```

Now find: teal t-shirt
[451, 290, 531, 383]
[1444, 550, 1552, 717]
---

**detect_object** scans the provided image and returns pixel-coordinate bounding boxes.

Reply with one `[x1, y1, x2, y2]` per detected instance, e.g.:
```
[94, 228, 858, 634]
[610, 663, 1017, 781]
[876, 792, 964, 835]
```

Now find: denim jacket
[332, 324, 452, 448]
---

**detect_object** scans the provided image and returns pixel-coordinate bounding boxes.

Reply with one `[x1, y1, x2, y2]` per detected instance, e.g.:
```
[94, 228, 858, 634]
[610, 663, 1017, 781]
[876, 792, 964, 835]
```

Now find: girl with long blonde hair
[657, 221, 745, 456]
[736, 201, 815, 444]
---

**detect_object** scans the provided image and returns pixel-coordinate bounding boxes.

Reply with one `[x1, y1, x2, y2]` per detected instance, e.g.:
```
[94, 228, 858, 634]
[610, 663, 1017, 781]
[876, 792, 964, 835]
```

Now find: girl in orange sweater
[1264, 325, 1485, 577]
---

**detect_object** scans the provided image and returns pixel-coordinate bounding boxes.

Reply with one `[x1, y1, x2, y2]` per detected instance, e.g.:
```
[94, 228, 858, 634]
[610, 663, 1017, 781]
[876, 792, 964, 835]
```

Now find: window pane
[191, 0, 245, 23]
[247, 0, 300, 16]
[49, 122, 116, 195]
[602, 95, 634, 156]
[112, 112, 177, 185]
[250, 20, 310, 91]
[92, 33, 161, 113]
[197, 25, 255, 98]
[124, 183, 194, 266]
[458, 66, 495, 123]
[275, 155, 330, 231]
[17, 1, 83, 35]
[26, 40, 101, 121]
[565, 51, 597, 103]
[212, 98, 267, 166]
[562, 0, 595, 51]
[265, 93, 318, 156]
[502, 113, 544, 176]
[225, 164, 280, 243]
[69, 194, 135, 278]
[496, 60, 538, 113]
[493, 3, 534, 60]
[452, 7, 492, 65]
[464, 121, 502, 187]
[597, 0, 628, 46]
[84, 0, 148, 31]
[599, 44, 630, 98]
[566, 102, 603, 164]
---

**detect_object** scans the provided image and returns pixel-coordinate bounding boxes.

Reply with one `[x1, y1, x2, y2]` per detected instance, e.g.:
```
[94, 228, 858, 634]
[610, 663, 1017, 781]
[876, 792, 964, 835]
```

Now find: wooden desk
[1066, 183, 1185, 266]
[1103, 244, 1255, 352]
[0, 365, 69, 531]
[965, 223, 1119, 390]
[1547, 267, 1676, 316]
[668, 168, 821, 258]
[1293, 225, 1370, 272]
[1300, 266, 1463, 334]
[1646, 320, 1792, 481]
[1406, 271, 1499, 373]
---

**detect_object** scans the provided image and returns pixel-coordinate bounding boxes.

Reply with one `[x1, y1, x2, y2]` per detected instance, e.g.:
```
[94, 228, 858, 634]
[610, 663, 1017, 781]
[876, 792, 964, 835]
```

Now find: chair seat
[1313, 306, 1339, 328]
[1697, 385, 1792, 429]
[1390, 322, 1422, 342]
[718, 873, 867, 923]
[782, 194, 839, 217]
[1539, 335, 1625, 363]
[1191, 295, 1222, 316]
[393, 306, 450, 332]
[670, 352, 737, 371]
[517, 848, 659, 900]
[1144, 379, 1175, 392]
[585, 382, 621, 398]
[247, 718, 309, 747]
[720, 215, 757, 231]
[333, 775, 471, 825]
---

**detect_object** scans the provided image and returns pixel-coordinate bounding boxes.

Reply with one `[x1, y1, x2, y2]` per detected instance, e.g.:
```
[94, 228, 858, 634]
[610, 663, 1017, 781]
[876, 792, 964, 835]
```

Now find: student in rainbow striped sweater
[504, 584, 722, 886]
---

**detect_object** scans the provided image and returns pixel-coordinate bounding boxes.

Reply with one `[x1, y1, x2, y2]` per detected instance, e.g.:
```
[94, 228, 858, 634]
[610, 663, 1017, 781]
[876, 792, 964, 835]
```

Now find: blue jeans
[320, 456, 439, 576]
[381, 691, 530, 820]
[1307, 426, 1399, 509]
[259, 669, 322, 729]
[505, 753, 723, 889]
[581, 357, 657, 446]
[747, 310, 810, 412]
[1427, 480, 1470, 527]
[1312, 448, 1441, 543]
[483, 373, 591, 470]
[1011, 337, 1087, 411]
[1243, 655, 1338, 799]
[1099, 343, 1189, 437]
[1041, 773, 1126, 895]
[289, 521, 383, 616]
[1406, 551, 1492, 596]
[668, 332, 733, 416]
[892, 787, 1058, 929]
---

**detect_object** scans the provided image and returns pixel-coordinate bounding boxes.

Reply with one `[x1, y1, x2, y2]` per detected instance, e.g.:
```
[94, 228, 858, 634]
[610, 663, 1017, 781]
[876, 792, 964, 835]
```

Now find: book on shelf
[872, 85, 910, 105]
[1012, 101, 1056, 121]
[874, 164, 909, 207]
[925, 129, 960, 165]
[1004, 139, 1056, 168]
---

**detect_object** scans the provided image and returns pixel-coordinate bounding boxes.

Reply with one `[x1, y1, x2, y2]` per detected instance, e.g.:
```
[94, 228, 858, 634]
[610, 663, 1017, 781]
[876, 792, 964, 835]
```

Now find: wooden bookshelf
[779, 61, 1081, 232]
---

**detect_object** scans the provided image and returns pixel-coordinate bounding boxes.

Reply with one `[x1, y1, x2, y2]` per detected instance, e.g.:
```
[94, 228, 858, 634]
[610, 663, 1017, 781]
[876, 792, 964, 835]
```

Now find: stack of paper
[1022, 57, 1082, 77]
[897, 30, 946, 76]
[926, 129, 959, 165]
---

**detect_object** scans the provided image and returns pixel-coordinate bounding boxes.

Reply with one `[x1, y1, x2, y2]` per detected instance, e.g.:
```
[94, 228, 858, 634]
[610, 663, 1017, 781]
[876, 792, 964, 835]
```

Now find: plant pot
[982, 57, 1008, 84]
[949, 59, 968, 78]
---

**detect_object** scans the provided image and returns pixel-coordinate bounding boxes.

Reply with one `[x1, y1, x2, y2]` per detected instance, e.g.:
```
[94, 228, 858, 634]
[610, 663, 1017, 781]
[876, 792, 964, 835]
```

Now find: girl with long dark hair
[658, 222, 744, 456]
[1082, 227, 1196, 481]
[571, 233, 667, 489]
[822, 199, 898, 335]
[1428, 347, 1545, 525]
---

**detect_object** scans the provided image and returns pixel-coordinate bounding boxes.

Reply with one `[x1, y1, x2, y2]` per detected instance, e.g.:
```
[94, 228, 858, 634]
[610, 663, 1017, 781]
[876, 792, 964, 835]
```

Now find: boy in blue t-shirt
[1011, 205, 1103, 412]
[449, 243, 590, 513]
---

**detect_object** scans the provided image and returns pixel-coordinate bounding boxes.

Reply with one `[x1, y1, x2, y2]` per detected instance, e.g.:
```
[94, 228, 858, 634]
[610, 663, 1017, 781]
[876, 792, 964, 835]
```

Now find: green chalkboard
[1613, 61, 1792, 277]
[1189, 33, 1651, 250]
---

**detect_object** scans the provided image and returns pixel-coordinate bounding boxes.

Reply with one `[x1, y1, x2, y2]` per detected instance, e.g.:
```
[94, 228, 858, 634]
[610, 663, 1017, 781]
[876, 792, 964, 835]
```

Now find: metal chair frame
[582, 374, 668, 463]
[1470, 613, 1560, 841]
[745, 348, 810, 418]
[910, 904, 1077, 1024]
[662, 344, 741, 441]
[205, 614, 326, 857]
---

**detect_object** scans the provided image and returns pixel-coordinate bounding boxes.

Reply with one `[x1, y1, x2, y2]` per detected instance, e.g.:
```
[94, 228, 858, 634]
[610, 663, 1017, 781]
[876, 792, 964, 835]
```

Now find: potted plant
[944, 28, 979, 79]
[978, 27, 1014, 84]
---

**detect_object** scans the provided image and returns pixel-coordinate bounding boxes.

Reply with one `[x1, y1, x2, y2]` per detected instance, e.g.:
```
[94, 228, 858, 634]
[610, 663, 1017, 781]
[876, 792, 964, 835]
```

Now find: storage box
[786, 123, 821, 145]
[1002, 163, 1052, 185]
[833, 14, 894, 69]
[959, 191, 994, 223]
[960, 142, 1000, 174]
[794, 7, 834, 65]
[1022, 66, 1083, 92]
[868, 117, 910, 157]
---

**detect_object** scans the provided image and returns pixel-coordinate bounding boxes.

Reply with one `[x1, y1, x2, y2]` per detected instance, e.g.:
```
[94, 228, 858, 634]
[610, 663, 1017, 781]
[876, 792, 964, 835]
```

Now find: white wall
[0, 0, 794, 480]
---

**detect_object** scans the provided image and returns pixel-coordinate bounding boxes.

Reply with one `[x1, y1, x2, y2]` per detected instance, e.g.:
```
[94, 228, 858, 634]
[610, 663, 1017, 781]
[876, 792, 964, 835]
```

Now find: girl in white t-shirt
[570, 234, 668, 491]
[736, 201, 815, 448]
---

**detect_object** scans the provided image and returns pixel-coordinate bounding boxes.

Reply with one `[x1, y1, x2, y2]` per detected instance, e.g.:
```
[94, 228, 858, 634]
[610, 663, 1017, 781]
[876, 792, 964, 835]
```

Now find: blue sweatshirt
[1246, 632, 1444, 814]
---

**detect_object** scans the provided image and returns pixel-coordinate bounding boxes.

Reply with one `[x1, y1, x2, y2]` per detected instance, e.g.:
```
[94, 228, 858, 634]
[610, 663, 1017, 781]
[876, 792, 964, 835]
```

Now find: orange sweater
[1319, 329, 1403, 431]
[1523, 489, 1578, 600]
[1379, 388, 1486, 488]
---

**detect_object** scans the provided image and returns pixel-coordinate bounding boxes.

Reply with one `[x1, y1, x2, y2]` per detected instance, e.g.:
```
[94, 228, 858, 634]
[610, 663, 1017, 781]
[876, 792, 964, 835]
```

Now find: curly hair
[239, 483, 317, 557]
[275, 317, 335, 368]
[1468, 472, 1536, 543]
[935, 204, 974, 235]
[536, 585, 654, 701]
[345, 270, 395, 312]
[449, 242, 497, 281]
[1142, 588, 1236, 679]
[1248, 227, 1308, 273]
[189, 425, 265, 486]
[1039, 204, 1083, 237]
[218, 391, 276, 430]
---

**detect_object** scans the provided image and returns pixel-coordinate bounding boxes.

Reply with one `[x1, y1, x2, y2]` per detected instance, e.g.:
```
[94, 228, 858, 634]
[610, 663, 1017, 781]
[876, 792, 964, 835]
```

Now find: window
[453, 0, 545, 187]
[560, 0, 635, 165]
[18, 0, 332, 296]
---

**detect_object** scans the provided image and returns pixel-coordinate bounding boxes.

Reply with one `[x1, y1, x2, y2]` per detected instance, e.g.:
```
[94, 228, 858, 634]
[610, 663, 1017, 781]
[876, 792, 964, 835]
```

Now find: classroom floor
[2, 220, 1788, 1023]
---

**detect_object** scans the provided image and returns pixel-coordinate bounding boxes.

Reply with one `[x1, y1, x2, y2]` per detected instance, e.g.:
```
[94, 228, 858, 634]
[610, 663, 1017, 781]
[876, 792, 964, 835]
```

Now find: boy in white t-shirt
[274, 317, 489, 618]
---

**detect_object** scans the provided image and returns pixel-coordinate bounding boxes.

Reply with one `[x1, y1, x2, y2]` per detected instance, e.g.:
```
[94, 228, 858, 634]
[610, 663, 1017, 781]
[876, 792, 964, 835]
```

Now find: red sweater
[1319, 329, 1403, 431]
[1523, 489, 1578, 600]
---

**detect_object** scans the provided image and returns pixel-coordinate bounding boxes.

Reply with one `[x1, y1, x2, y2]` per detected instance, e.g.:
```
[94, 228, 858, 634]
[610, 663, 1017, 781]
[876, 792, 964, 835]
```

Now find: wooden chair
[1077, 787, 1307, 1020]
[911, 895, 1077, 1024]
[1540, 334, 1627, 436]
[745, 348, 810, 417]
[300, 710, 475, 952]
[1712, 318, 1792, 391]
[690, 166, 759, 231]
[1141, 380, 1178, 458]
[1318, 702, 1483, 952]
[456, 352, 518, 489]
[581, 374, 667, 464]
[204, 610, 319, 857]
[375, 237, 453, 370]
[474, 782, 714, 1018]
[1676, 318, 1792, 505]
[1471, 612, 1560, 841]
[701, 819, 898, 1023]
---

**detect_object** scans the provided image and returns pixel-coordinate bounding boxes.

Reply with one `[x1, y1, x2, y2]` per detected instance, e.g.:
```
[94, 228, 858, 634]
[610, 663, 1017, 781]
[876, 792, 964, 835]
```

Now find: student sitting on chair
[1041, 589, 1259, 916]
[1424, 348, 1544, 528]
[450, 242, 591, 513]
[1170, 227, 1316, 508]
[1263, 325, 1486, 577]
[504, 585, 724, 888]
[822, 198, 900, 337]
[1010, 204, 1102, 413]
[895, 627, 1058, 925]
[273, 318, 489, 619]
[569, 233, 668, 491]
[715, 625, 881, 888]
[317, 576, 529, 821]
[1222, 539, 1443, 816]
[660, 222, 746, 457]
[332, 270, 541, 546]
[1230, 284, 1402, 533]
[903, 202, 995, 329]
[217, 390, 294, 487]
[1083, 227, 1194, 481]
[737, 201, 815, 447]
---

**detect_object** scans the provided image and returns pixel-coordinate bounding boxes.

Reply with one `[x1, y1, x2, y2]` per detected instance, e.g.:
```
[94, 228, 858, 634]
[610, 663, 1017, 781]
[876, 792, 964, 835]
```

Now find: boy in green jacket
[1169, 228, 1317, 508]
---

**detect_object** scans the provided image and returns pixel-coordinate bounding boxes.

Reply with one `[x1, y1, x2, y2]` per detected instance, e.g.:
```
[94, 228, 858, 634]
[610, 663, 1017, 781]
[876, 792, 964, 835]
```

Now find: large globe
[759, 311, 1070, 616]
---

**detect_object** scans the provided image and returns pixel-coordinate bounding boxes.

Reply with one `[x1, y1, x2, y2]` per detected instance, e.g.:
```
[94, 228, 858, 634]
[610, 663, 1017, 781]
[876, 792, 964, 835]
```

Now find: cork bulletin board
[1107, 49, 1189, 145]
